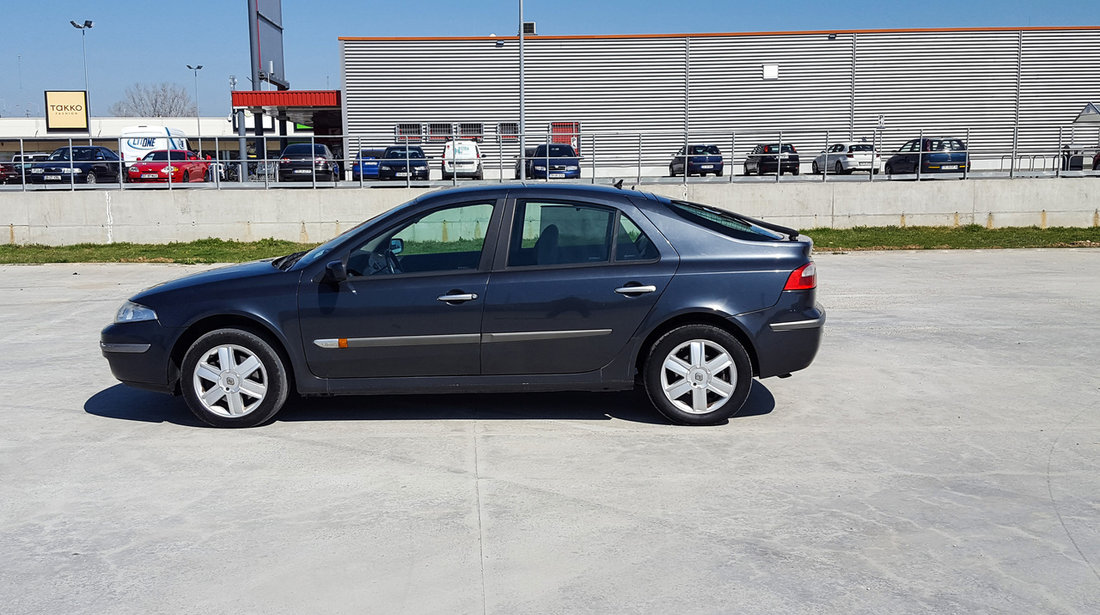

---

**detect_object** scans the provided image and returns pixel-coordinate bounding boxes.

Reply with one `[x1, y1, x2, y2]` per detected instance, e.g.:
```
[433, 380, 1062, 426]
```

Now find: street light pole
[70, 20, 94, 115]
[187, 64, 204, 153]
[519, 0, 525, 180]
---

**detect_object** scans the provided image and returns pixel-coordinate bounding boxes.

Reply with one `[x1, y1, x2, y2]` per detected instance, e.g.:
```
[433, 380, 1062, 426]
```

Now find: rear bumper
[738, 295, 825, 378]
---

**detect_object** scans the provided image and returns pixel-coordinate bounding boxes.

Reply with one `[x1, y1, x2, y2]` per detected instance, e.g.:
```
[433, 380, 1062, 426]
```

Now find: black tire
[812, 161, 820, 174]
[180, 328, 289, 428]
[742, 165, 751, 176]
[643, 324, 752, 426]
[669, 166, 676, 177]
[182, 171, 190, 183]
[885, 163, 894, 176]
[84, 171, 97, 185]
[716, 168, 723, 177]
[792, 167, 800, 176]
[835, 161, 845, 176]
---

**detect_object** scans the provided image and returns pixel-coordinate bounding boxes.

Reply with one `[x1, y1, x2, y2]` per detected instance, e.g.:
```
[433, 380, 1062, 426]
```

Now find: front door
[298, 200, 498, 378]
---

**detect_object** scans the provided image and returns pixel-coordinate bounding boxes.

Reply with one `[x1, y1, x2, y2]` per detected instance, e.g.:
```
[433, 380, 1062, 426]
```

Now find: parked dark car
[669, 144, 724, 177]
[277, 143, 340, 182]
[1, 153, 49, 184]
[352, 148, 386, 181]
[515, 144, 581, 179]
[101, 184, 824, 428]
[29, 146, 122, 184]
[884, 137, 968, 176]
[378, 145, 430, 181]
[744, 143, 800, 175]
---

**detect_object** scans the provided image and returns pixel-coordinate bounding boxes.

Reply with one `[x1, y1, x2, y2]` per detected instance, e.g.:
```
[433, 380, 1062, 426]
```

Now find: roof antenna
[612, 178, 624, 189]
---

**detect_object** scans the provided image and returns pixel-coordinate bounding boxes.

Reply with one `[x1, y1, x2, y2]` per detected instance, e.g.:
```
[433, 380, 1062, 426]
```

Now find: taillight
[280, 157, 291, 164]
[784, 262, 817, 290]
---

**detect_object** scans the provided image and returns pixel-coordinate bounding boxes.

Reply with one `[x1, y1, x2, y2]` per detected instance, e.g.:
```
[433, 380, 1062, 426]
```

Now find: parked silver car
[811, 141, 880, 175]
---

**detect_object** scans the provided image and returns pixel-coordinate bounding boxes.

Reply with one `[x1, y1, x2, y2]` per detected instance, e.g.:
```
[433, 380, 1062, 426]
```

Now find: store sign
[45, 91, 89, 132]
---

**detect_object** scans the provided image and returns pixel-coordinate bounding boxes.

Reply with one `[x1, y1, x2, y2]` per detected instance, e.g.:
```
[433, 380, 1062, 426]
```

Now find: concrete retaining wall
[2, 178, 1098, 246]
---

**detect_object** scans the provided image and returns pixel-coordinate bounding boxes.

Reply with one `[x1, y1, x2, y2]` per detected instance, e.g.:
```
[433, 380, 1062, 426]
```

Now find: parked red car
[127, 150, 210, 183]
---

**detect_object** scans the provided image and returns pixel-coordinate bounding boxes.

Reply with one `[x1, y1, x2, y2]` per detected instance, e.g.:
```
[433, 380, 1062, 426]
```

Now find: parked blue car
[885, 137, 968, 176]
[351, 148, 386, 181]
[101, 184, 823, 428]
[669, 144, 724, 177]
[28, 146, 122, 184]
[515, 144, 581, 179]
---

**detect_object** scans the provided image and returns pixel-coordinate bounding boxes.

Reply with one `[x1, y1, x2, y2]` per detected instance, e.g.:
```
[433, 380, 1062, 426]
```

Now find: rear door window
[509, 201, 614, 267]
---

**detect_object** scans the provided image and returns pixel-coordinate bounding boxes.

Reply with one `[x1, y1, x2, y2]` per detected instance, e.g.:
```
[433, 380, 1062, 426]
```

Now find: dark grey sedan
[101, 184, 824, 427]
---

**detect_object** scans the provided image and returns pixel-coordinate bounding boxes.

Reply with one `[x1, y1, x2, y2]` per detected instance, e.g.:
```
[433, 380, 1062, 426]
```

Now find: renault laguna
[101, 184, 824, 427]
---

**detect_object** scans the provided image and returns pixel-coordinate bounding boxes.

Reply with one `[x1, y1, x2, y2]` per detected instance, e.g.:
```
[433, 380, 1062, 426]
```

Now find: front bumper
[101, 320, 180, 394]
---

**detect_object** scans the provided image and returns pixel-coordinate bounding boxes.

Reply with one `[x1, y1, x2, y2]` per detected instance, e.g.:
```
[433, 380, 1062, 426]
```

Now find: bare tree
[108, 82, 196, 117]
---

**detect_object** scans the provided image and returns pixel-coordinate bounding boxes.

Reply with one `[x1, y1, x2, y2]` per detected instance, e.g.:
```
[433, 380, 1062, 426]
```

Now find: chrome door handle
[614, 285, 657, 296]
[437, 293, 478, 302]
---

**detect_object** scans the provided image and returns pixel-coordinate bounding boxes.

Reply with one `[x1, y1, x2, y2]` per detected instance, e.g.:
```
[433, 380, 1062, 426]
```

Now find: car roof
[413, 182, 657, 206]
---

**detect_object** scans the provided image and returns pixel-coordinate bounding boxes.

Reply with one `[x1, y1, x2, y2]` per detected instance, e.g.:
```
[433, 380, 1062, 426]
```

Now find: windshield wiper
[272, 250, 308, 270]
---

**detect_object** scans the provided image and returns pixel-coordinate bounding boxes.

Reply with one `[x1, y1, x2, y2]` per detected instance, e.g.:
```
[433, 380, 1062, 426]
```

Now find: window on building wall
[395, 123, 423, 143]
[497, 122, 519, 143]
[428, 123, 454, 142]
[458, 123, 484, 142]
[762, 64, 779, 80]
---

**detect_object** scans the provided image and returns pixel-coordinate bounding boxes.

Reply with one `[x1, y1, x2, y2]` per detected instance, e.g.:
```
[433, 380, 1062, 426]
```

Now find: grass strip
[0, 226, 1097, 264]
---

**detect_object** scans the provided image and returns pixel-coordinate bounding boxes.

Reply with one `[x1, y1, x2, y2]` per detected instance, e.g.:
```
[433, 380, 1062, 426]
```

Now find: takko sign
[44, 91, 89, 132]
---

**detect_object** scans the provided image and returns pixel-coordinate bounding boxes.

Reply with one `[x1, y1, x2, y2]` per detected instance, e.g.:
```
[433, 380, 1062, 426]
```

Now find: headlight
[534, 165, 546, 171]
[163, 166, 177, 173]
[115, 301, 158, 323]
[31, 168, 44, 173]
[60, 168, 79, 174]
[566, 165, 579, 171]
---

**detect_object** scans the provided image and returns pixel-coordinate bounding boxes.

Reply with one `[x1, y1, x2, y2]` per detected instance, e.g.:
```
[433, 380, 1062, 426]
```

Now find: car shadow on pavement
[84, 384, 206, 427]
[84, 382, 775, 427]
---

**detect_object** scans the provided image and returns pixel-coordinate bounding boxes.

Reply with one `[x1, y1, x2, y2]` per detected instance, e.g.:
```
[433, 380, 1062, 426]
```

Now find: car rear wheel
[84, 172, 97, 185]
[835, 161, 845, 176]
[181, 328, 289, 428]
[885, 163, 894, 176]
[643, 324, 752, 426]
[812, 161, 820, 174]
[716, 169, 723, 177]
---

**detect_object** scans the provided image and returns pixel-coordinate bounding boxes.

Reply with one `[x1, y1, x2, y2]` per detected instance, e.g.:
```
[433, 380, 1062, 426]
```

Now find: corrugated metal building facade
[340, 27, 1100, 170]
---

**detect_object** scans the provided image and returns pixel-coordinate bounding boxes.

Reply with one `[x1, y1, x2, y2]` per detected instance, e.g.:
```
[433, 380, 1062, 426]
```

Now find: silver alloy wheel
[659, 339, 737, 415]
[192, 343, 269, 417]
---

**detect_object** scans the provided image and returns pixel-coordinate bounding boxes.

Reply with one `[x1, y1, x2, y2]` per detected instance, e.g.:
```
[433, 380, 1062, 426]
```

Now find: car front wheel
[181, 328, 289, 428]
[643, 324, 752, 426]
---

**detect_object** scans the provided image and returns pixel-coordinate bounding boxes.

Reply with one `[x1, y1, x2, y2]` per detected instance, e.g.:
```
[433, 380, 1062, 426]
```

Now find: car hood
[132, 260, 282, 302]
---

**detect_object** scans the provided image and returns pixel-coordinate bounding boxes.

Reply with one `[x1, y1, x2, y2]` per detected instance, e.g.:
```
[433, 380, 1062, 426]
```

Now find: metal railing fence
[2, 125, 1098, 191]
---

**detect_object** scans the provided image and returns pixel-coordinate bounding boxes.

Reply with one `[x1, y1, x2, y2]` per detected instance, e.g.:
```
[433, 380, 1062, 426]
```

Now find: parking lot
[1, 249, 1098, 614]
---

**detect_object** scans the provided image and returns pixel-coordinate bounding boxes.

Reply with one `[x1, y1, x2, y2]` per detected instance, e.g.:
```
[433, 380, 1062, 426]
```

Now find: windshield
[48, 148, 95, 162]
[283, 144, 327, 156]
[923, 139, 966, 152]
[533, 144, 577, 157]
[689, 145, 720, 155]
[849, 144, 874, 152]
[143, 150, 188, 161]
[358, 149, 385, 159]
[385, 148, 424, 159]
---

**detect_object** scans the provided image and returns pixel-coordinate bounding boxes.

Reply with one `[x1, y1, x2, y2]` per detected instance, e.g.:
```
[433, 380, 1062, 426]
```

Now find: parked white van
[118, 126, 189, 164]
[441, 140, 483, 180]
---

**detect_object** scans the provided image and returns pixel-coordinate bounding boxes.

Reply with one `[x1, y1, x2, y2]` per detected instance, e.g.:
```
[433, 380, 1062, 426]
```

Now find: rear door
[481, 195, 677, 375]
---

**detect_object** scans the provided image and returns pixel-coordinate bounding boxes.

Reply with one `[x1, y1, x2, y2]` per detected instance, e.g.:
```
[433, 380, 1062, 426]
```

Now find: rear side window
[509, 201, 658, 267]
[667, 200, 786, 241]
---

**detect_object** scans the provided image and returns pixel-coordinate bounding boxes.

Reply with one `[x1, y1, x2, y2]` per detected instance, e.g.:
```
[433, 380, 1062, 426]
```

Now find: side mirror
[389, 238, 404, 255]
[324, 260, 347, 284]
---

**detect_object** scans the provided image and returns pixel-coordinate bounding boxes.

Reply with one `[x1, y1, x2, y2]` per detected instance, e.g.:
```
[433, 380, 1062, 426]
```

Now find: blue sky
[0, 0, 1094, 118]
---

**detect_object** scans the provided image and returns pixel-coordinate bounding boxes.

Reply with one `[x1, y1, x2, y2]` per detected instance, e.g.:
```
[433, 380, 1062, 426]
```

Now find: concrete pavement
[0, 250, 1097, 614]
